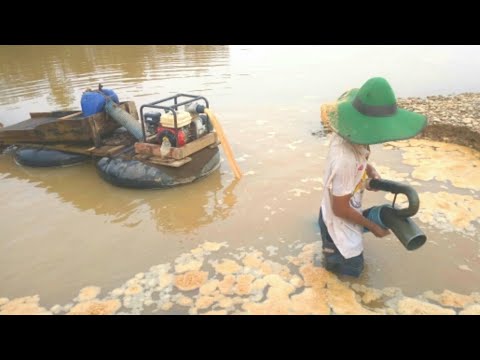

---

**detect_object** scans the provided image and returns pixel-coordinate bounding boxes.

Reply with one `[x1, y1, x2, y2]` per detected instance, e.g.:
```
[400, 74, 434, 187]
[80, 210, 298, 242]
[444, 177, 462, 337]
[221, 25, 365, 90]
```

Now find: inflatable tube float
[95, 146, 220, 189]
[14, 147, 89, 167]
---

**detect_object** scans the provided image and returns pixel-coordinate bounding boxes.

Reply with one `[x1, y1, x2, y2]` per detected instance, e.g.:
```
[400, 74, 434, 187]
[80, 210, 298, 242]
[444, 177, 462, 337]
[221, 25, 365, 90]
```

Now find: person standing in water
[319, 77, 427, 277]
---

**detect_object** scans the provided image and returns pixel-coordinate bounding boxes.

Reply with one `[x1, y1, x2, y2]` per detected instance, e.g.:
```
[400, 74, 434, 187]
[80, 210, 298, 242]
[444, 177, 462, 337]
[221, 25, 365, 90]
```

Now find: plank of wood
[0, 134, 41, 143]
[133, 154, 151, 160]
[170, 132, 217, 159]
[58, 111, 83, 120]
[89, 146, 113, 156]
[8, 141, 121, 158]
[106, 145, 126, 155]
[134, 142, 157, 156]
[18, 143, 119, 157]
[22, 143, 124, 157]
[112, 144, 135, 157]
[17, 143, 93, 155]
[47, 144, 92, 154]
[146, 134, 157, 142]
[29, 112, 54, 118]
[135, 132, 217, 160]
[88, 118, 103, 147]
[209, 141, 221, 149]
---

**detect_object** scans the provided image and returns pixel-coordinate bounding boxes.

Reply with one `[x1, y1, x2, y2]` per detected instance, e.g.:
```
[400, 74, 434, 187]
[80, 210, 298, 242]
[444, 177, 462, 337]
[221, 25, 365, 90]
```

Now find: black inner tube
[14, 147, 89, 167]
[96, 146, 221, 189]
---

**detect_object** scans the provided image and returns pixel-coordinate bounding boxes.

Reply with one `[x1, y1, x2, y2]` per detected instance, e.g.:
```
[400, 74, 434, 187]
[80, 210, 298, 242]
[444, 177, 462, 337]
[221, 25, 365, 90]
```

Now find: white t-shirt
[321, 134, 370, 259]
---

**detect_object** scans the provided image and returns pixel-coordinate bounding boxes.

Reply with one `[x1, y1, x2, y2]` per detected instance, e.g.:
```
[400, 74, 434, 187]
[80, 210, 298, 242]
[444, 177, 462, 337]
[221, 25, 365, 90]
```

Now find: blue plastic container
[100, 88, 119, 103]
[81, 89, 119, 117]
[81, 92, 106, 117]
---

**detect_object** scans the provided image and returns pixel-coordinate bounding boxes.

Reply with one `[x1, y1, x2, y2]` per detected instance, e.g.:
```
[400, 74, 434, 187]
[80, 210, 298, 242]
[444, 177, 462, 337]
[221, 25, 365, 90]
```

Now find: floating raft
[0, 101, 138, 147]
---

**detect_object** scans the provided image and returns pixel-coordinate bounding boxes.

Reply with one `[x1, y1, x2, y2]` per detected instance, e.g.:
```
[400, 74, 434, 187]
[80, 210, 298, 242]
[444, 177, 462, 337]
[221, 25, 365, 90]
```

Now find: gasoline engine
[144, 107, 212, 147]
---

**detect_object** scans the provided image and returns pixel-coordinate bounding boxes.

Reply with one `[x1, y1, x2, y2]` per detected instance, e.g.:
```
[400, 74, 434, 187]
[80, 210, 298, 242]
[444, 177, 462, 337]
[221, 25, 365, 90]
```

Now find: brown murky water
[1, 45, 479, 314]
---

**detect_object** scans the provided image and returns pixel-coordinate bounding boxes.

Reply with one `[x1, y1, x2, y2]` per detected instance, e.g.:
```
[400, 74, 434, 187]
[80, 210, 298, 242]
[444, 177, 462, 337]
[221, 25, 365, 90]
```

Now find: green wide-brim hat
[323, 77, 427, 145]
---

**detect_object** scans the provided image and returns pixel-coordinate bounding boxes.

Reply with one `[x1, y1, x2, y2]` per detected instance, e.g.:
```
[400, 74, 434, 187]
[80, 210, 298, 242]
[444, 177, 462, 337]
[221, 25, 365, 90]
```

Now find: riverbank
[398, 93, 480, 152]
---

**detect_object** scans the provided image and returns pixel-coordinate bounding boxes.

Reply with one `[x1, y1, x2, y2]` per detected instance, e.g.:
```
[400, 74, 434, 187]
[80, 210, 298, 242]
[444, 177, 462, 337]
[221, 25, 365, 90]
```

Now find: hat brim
[327, 89, 428, 145]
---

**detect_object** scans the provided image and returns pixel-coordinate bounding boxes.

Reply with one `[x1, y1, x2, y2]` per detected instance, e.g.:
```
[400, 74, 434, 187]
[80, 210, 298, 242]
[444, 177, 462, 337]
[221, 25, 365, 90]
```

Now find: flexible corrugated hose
[104, 98, 143, 141]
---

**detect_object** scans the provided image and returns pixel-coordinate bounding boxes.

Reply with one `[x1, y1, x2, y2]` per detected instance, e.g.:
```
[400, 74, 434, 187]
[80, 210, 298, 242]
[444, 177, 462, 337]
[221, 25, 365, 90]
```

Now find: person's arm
[332, 194, 390, 237]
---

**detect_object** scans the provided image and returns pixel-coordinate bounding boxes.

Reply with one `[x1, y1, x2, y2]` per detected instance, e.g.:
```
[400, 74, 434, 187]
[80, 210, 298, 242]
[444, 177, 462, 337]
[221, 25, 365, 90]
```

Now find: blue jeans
[318, 209, 365, 278]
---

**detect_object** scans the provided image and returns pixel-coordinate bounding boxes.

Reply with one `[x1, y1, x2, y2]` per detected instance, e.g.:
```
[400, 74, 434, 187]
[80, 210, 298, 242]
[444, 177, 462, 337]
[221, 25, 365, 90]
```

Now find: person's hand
[370, 223, 390, 238]
[369, 169, 380, 180]
[366, 164, 381, 191]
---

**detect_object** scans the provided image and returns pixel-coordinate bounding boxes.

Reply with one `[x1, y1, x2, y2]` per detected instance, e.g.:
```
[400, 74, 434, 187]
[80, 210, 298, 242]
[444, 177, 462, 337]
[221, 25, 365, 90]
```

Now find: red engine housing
[156, 126, 186, 147]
